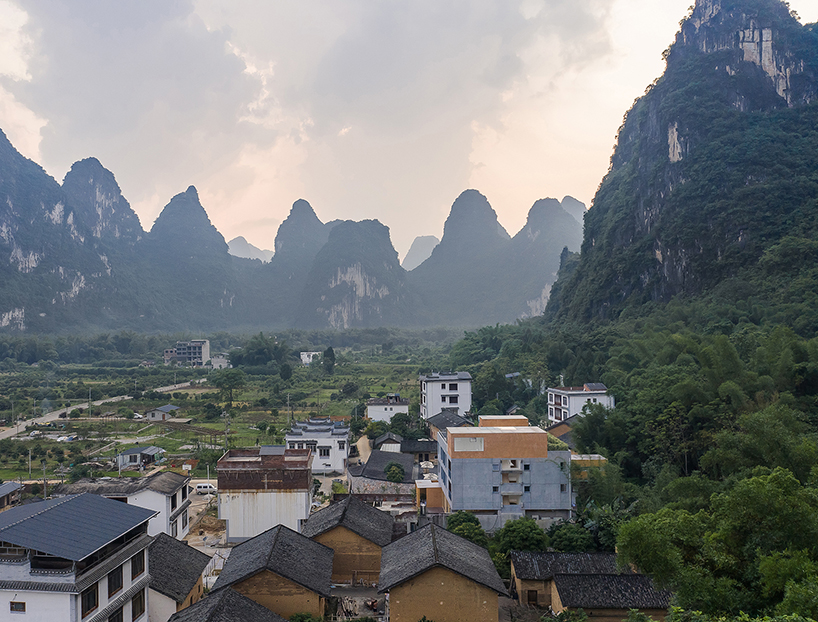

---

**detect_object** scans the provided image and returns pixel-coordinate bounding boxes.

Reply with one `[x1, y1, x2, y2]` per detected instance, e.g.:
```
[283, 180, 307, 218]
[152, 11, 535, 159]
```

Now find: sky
[1, 1, 817, 258]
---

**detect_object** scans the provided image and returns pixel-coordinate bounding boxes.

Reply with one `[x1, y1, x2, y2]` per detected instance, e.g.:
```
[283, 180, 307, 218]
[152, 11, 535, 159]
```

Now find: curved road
[0, 380, 206, 440]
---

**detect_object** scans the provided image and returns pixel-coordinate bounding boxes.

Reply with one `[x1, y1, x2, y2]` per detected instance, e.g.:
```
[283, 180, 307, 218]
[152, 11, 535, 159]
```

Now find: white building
[55, 471, 192, 540]
[164, 340, 210, 366]
[146, 405, 180, 422]
[217, 447, 313, 542]
[300, 351, 322, 366]
[366, 394, 410, 423]
[285, 418, 350, 474]
[419, 372, 473, 419]
[546, 383, 615, 423]
[0, 493, 154, 622]
[116, 446, 166, 470]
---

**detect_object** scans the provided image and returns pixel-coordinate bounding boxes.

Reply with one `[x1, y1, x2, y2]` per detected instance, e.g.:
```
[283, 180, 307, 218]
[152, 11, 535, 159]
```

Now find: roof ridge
[0, 493, 79, 534]
[267, 526, 281, 568]
[430, 524, 439, 563]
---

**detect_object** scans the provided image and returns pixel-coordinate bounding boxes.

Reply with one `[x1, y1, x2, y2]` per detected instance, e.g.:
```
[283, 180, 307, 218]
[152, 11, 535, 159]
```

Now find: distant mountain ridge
[0, 130, 584, 332]
[228, 237, 274, 263]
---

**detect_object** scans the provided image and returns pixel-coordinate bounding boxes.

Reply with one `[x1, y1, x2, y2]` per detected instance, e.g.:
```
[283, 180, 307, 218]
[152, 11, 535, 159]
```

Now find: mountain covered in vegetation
[0, 135, 581, 332]
[547, 0, 818, 323]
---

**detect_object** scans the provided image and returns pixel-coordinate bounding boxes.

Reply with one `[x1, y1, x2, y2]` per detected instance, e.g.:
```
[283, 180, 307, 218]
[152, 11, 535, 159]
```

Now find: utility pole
[42, 459, 47, 498]
[28, 449, 31, 479]
[287, 394, 290, 427]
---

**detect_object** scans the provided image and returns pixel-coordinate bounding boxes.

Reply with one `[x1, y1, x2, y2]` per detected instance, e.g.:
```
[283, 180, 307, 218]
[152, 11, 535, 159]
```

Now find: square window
[492, 463, 500, 472]
[131, 550, 145, 580]
[492, 486, 499, 493]
[524, 486, 530, 492]
[441, 396, 447, 403]
[132, 591, 145, 621]
[523, 464, 530, 471]
[449, 384, 458, 391]
[182, 486, 188, 500]
[10, 602, 25, 613]
[81, 583, 99, 617]
[108, 565, 123, 598]
[338, 441, 345, 450]
[560, 484, 567, 493]
[319, 447, 330, 458]
[109, 607, 123, 622]
[449, 396, 458, 405]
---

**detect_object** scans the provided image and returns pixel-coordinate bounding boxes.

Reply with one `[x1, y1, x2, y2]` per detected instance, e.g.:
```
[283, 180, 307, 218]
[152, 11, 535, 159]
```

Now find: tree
[447, 511, 481, 531]
[323, 347, 336, 374]
[211, 368, 246, 408]
[385, 461, 405, 483]
[451, 522, 488, 548]
[548, 522, 596, 553]
[494, 517, 547, 554]
[279, 363, 293, 381]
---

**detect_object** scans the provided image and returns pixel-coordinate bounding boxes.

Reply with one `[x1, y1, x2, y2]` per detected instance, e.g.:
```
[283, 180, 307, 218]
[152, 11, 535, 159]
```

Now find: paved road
[0, 380, 206, 440]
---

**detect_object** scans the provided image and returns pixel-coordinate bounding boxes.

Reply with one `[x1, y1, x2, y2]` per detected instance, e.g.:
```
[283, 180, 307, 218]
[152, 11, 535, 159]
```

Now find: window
[448, 396, 458, 405]
[129, 454, 138, 463]
[560, 484, 568, 493]
[524, 485, 530, 492]
[319, 447, 330, 458]
[453, 436, 484, 452]
[10, 602, 25, 613]
[492, 486, 499, 493]
[593, 398, 598, 403]
[549, 393, 554, 403]
[288, 443, 295, 449]
[171, 493, 178, 511]
[549, 407, 554, 418]
[449, 383, 458, 391]
[171, 519, 178, 538]
[562, 396, 568, 406]
[108, 565, 123, 597]
[81, 583, 99, 617]
[338, 441, 345, 450]
[182, 486, 188, 500]
[182, 511, 188, 529]
[492, 463, 500, 472]
[131, 590, 145, 621]
[131, 550, 145, 579]
[523, 464, 530, 471]
[297, 443, 304, 449]
[441, 396, 446, 403]
[108, 607, 123, 622]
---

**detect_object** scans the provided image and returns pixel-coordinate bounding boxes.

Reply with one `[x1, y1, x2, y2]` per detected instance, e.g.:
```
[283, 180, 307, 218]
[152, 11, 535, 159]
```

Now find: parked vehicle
[196, 483, 217, 495]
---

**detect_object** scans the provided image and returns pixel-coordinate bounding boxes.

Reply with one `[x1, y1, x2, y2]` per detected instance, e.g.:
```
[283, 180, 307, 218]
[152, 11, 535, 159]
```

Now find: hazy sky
[1, 1, 816, 258]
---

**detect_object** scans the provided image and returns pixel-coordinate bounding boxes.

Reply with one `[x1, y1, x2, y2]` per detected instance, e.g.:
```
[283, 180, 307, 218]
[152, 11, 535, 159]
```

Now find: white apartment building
[366, 394, 410, 423]
[56, 472, 192, 540]
[546, 383, 615, 423]
[285, 418, 350, 474]
[0, 493, 155, 622]
[419, 372, 472, 419]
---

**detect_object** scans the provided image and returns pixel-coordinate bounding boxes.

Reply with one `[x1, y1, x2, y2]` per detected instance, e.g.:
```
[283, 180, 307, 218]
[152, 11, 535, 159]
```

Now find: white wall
[130, 490, 170, 537]
[148, 590, 177, 622]
[366, 403, 409, 423]
[219, 490, 311, 541]
[2, 589, 72, 622]
[420, 379, 472, 419]
[546, 390, 614, 423]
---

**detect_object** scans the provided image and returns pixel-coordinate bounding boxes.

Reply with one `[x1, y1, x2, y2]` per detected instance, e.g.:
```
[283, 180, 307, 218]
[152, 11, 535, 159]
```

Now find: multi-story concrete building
[217, 446, 313, 541]
[366, 394, 410, 423]
[164, 340, 210, 366]
[435, 419, 572, 531]
[0, 493, 155, 622]
[285, 418, 350, 474]
[546, 383, 615, 423]
[419, 372, 472, 419]
[55, 471, 192, 540]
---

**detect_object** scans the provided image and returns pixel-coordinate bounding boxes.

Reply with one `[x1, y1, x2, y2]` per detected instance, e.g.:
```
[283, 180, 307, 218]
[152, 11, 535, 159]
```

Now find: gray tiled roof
[153, 405, 180, 413]
[510, 552, 620, 581]
[356, 450, 414, 483]
[120, 445, 165, 456]
[427, 410, 471, 430]
[54, 471, 189, 497]
[0, 481, 22, 497]
[379, 524, 507, 595]
[584, 383, 608, 392]
[400, 439, 437, 454]
[212, 525, 333, 598]
[374, 432, 403, 447]
[0, 493, 155, 561]
[168, 588, 288, 622]
[301, 496, 394, 547]
[148, 533, 210, 603]
[553, 574, 672, 609]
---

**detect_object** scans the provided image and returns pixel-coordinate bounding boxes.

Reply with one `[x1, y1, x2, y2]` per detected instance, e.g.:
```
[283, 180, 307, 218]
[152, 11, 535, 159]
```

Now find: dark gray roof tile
[553, 574, 672, 609]
[212, 525, 333, 598]
[168, 588, 288, 622]
[510, 552, 621, 581]
[54, 471, 189, 497]
[358, 450, 414, 483]
[427, 411, 471, 430]
[301, 496, 394, 547]
[379, 524, 506, 595]
[148, 533, 211, 603]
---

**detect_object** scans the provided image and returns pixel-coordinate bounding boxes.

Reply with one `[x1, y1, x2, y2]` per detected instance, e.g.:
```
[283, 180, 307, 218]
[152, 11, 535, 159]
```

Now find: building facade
[217, 447, 313, 542]
[285, 419, 349, 474]
[419, 372, 472, 419]
[365, 394, 410, 423]
[435, 420, 573, 531]
[546, 383, 615, 423]
[0, 493, 154, 622]
[146, 405, 180, 422]
[164, 340, 211, 366]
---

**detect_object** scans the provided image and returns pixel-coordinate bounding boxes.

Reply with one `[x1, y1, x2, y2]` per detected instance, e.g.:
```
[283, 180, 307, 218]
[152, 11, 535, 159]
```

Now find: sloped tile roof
[427, 410, 471, 430]
[357, 450, 414, 483]
[212, 525, 333, 598]
[168, 588, 288, 622]
[148, 533, 210, 603]
[55, 471, 189, 497]
[510, 551, 620, 580]
[379, 524, 507, 595]
[0, 493, 155, 561]
[301, 496, 394, 547]
[553, 573, 672, 610]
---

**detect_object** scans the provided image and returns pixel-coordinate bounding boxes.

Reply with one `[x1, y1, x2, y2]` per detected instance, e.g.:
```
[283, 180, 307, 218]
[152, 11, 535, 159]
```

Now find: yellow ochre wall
[448, 430, 548, 460]
[313, 526, 382, 584]
[388, 566, 499, 622]
[478, 416, 530, 427]
[233, 569, 325, 619]
[178, 576, 205, 611]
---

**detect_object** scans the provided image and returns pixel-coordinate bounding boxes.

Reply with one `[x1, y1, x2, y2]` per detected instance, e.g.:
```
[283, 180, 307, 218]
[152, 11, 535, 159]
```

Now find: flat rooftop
[447, 426, 546, 434]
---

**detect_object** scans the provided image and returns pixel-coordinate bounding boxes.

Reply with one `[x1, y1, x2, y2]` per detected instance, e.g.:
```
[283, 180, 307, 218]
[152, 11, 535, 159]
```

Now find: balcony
[500, 459, 523, 472]
[500, 483, 524, 496]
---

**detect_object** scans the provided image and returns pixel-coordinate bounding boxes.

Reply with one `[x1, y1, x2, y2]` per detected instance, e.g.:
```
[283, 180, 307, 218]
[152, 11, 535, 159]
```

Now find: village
[0, 341, 672, 622]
